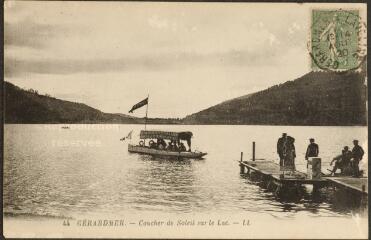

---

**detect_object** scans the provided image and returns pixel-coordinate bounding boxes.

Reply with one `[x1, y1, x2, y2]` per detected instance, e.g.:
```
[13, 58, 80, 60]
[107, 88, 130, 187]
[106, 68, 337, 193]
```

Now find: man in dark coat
[305, 138, 319, 167]
[351, 140, 364, 177]
[283, 136, 296, 171]
[277, 133, 287, 166]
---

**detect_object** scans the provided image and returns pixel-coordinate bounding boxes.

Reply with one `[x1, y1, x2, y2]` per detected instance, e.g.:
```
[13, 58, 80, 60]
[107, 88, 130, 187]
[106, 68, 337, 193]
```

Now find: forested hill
[183, 71, 367, 126]
[4, 81, 139, 124]
[5, 69, 367, 125]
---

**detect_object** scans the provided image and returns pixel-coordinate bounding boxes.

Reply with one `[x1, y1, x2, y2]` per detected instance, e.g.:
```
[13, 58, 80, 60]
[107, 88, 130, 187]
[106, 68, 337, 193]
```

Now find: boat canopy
[140, 130, 193, 141]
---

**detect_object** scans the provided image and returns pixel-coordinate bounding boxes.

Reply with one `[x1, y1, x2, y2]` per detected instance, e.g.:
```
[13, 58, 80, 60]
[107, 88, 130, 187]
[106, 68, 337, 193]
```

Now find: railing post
[252, 142, 255, 161]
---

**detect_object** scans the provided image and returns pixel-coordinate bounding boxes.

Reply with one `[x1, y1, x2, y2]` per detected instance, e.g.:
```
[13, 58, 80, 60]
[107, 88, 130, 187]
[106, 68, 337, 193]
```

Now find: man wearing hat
[351, 140, 364, 177]
[277, 133, 287, 166]
[305, 138, 319, 161]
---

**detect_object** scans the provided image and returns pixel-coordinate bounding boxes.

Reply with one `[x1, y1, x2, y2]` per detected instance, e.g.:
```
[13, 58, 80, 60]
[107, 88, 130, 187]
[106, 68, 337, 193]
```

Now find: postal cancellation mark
[311, 9, 366, 71]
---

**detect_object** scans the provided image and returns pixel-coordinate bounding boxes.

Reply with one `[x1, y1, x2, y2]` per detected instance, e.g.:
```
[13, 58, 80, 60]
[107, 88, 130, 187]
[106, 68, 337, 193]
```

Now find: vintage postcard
[3, 1, 368, 239]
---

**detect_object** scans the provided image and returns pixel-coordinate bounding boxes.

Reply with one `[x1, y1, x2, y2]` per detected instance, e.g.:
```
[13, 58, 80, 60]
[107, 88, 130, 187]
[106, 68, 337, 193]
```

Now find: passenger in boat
[179, 142, 186, 152]
[167, 141, 174, 151]
[330, 146, 352, 175]
[157, 138, 166, 150]
[351, 140, 364, 177]
[149, 140, 156, 149]
[156, 138, 161, 149]
[172, 140, 179, 151]
[161, 139, 167, 148]
[277, 133, 287, 167]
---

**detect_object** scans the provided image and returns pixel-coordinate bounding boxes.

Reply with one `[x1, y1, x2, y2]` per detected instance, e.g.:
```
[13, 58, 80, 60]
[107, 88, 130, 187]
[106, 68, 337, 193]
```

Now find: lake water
[3, 124, 368, 220]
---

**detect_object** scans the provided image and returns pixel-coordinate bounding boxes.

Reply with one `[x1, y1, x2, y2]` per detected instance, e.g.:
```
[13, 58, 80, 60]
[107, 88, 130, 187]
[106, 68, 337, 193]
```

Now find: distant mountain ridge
[4, 82, 139, 124]
[4, 69, 367, 125]
[183, 71, 367, 126]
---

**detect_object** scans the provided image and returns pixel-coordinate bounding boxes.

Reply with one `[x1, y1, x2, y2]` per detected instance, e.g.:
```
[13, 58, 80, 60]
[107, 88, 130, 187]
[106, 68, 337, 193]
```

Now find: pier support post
[360, 184, 367, 209]
[313, 183, 322, 196]
[274, 185, 282, 197]
[239, 152, 245, 174]
[240, 164, 245, 174]
[252, 142, 255, 161]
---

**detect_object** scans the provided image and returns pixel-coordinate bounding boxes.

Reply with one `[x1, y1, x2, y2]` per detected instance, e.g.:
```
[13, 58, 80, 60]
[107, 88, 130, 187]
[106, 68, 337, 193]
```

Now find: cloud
[5, 18, 87, 50]
[5, 56, 164, 77]
[4, 3, 307, 79]
[5, 19, 57, 49]
[5, 45, 294, 77]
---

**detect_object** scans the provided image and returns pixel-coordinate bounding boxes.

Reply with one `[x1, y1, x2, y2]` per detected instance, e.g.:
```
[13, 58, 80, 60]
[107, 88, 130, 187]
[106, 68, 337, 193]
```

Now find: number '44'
[63, 219, 70, 226]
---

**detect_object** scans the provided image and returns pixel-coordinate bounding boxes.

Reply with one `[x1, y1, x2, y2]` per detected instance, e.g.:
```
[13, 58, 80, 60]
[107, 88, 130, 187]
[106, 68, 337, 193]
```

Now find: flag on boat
[129, 97, 148, 113]
[120, 130, 133, 141]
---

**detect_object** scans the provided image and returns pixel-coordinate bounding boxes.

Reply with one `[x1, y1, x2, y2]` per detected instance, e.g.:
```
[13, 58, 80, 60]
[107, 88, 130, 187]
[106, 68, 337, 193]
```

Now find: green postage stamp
[311, 9, 366, 71]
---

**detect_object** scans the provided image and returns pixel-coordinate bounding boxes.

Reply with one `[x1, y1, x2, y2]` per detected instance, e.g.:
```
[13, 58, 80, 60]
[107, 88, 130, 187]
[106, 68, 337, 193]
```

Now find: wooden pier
[239, 159, 369, 199]
[239, 160, 328, 197]
[238, 142, 368, 199]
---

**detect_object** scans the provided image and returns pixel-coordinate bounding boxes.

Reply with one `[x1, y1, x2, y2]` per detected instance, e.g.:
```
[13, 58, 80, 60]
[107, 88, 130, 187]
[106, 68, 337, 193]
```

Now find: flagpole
[144, 94, 149, 130]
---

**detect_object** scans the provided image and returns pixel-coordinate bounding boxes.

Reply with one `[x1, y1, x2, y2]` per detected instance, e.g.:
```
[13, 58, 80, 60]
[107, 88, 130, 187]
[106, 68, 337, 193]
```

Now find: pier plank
[240, 160, 327, 185]
[242, 160, 306, 177]
[325, 177, 368, 194]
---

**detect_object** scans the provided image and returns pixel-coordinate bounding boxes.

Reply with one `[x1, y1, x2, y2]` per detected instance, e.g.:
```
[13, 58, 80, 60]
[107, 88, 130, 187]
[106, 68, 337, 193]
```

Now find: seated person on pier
[330, 146, 352, 175]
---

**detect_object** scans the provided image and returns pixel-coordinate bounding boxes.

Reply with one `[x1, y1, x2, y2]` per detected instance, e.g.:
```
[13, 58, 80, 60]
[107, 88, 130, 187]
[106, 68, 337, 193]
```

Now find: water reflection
[127, 155, 199, 212]
[327, 188, 368, 216]
[241, 173, 367, 217]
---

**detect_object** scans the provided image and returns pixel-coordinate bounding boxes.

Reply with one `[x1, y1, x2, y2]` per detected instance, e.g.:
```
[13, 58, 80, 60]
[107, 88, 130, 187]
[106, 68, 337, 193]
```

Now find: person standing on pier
[351, 140, 364, 177]
[283, 136, 296, 171]
[305, 138, 319, 167]
[277, 133, 287, 166]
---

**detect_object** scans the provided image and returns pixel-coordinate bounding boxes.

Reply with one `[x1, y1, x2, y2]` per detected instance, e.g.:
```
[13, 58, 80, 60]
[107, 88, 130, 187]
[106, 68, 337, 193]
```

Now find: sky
[4, 2, 366, 118]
